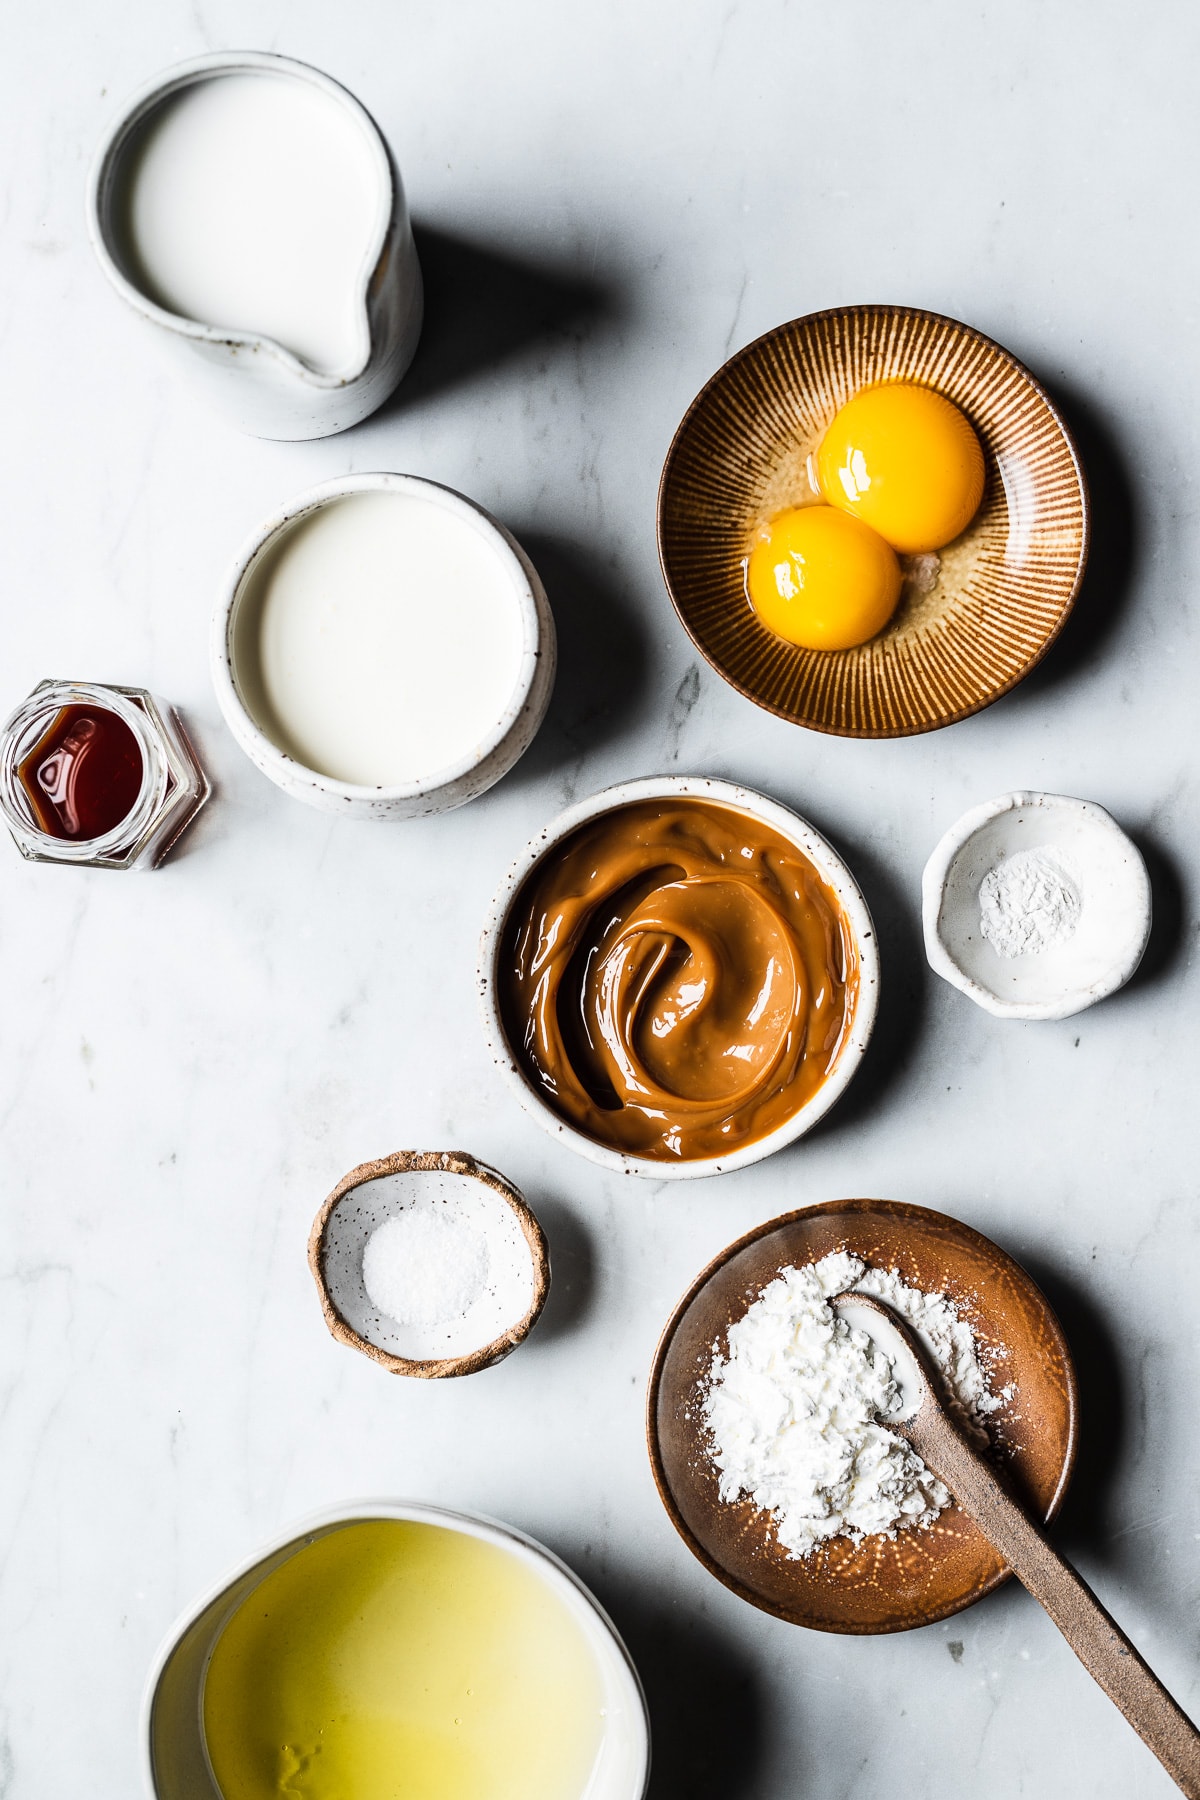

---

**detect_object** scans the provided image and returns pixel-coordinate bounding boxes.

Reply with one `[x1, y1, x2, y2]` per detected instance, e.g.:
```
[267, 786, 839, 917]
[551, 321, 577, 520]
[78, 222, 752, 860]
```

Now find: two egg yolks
[745, 383, 985, 652]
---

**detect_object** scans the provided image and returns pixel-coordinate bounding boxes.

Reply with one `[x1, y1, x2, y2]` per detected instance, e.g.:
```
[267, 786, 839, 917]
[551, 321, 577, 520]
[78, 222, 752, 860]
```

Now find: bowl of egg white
[143, 1501, 650, 1800]
[212, 472, 556, 819]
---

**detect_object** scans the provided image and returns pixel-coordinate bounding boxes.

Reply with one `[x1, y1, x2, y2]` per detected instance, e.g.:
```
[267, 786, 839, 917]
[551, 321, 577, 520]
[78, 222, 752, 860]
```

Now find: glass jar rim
[0, 681, 169, 860]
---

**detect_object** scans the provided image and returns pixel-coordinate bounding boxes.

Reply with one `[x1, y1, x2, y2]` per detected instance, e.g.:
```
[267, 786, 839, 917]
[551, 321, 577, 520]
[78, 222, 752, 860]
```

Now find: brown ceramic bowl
[657, 306, 1089, 737]
[647, 1199, 1078, 1633]
[308, 1150, 550, 1378]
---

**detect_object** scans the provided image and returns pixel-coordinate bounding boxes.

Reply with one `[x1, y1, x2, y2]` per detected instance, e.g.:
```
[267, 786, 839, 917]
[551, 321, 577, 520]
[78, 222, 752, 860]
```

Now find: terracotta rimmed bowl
[647, 1199, 1077, 1633]
[657, 306, 1089, 738]
[478, 776, 879, 1180]
[308, 1150, 550, 1377]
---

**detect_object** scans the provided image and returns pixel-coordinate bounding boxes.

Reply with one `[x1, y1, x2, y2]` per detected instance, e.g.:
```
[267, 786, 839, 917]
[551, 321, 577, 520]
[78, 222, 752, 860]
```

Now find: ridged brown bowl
[657, 307, 1089, 737]
[647, 1199, 1078, 1633]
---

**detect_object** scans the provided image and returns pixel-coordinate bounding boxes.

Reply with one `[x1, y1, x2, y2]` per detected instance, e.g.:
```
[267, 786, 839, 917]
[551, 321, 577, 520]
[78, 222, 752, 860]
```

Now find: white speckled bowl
[211, 472, 556, 820]
[142, 1501, 651, 1800]
[479, 775, 880, 1179]
[88, 52, 423, 440]
[923, 791, 1152, 1020]
[308, 1150, 550, 1378]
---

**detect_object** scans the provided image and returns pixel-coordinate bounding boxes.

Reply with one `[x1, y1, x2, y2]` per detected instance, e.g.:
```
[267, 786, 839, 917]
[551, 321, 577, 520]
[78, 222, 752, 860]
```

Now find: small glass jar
[0, 680, 210, 869]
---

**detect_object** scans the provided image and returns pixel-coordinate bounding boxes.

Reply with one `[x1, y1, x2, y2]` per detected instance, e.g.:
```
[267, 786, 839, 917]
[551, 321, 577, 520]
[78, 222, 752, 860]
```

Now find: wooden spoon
[834, 1292, 1200, 1799]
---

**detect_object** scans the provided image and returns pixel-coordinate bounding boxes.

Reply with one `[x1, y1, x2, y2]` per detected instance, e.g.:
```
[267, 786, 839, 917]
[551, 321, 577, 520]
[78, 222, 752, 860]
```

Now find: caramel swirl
[499, 799, 860, 1160]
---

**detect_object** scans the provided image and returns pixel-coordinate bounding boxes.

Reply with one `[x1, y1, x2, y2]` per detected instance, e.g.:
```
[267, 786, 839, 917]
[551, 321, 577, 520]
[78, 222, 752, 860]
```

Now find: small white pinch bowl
[87, 51, 423, 439]
[308, 1149, 550, 1378]
[141, 1500, 651, 1800]
[211, 472, 556, 820]
[923, 791, 1152, 1021]
[479, 775, 880, 1180]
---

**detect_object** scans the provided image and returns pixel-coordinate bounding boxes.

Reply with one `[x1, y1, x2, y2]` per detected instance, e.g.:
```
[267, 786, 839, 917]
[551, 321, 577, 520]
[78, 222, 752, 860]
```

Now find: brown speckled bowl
[657, 307, 1089, 737]
[647, 1199, 1078, 1633]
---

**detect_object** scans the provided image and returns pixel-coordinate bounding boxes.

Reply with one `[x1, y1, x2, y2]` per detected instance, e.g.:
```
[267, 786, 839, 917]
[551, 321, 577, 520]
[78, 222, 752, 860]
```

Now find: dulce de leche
[498, 798, 861, 1160]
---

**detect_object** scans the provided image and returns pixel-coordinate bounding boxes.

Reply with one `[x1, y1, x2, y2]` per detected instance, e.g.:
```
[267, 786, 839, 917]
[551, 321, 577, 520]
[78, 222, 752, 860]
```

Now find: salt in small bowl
[922, 790, 1152, 1021]
[308, 1150, 550, 1377]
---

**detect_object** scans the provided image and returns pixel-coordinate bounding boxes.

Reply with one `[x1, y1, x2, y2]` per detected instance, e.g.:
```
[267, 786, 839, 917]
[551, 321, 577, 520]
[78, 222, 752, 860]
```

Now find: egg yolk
[816, 382, 985, 554]
[745, 505, 901, 651]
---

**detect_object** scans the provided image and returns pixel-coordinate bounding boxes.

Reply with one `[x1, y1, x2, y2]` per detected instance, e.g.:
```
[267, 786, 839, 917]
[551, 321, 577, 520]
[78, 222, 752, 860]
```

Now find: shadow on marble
[1000, 377, 1139, 700]
[522, 1193, 596, 1345]
[378, 223, 617, 417]
[161, 718, 222, 867]
[790, 825, 930, 1148]
[568, 1567, 766, 1800]
[504, 530, 654, 786]
[1120, 830, 1187, 993]
[1013, 1253, 1129, 1561]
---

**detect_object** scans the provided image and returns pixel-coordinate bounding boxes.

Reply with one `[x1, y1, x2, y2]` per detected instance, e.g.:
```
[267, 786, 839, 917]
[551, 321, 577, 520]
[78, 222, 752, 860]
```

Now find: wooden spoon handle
[913, 1406, 1200, 1798]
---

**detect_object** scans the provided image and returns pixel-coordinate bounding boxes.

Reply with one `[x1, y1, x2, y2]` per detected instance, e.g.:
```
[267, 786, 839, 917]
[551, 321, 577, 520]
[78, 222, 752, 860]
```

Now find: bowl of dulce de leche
[479, 776, 879, 1179]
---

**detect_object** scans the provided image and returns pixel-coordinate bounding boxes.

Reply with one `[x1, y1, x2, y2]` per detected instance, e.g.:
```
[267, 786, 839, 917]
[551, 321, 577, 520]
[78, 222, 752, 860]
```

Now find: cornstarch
[703, 1250, 1008, 1558]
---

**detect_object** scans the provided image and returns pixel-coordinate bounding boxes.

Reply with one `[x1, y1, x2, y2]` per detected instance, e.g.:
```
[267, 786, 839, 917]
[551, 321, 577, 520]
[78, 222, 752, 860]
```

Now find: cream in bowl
[143, 1503, 650, 1800]
[480, 776, 879, 1179]
[309, 1151, 550, 1376]
[922, 790, 1152, 1020]
[212, 474, 555, 818]
[88, 53, 422, 438]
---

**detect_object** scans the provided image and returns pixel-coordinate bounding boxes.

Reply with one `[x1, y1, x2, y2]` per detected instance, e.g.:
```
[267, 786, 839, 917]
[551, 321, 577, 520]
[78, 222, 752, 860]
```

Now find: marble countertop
[2, 2, 1198, 1795]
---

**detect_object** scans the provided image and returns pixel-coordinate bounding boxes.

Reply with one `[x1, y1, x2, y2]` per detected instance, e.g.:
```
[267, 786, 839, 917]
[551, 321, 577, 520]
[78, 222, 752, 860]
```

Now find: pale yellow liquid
[202, 1520, 606, 1800]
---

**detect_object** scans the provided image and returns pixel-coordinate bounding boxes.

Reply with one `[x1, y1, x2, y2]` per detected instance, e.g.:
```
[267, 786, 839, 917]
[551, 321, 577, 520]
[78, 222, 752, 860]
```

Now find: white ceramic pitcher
[87, 52, 424, 439]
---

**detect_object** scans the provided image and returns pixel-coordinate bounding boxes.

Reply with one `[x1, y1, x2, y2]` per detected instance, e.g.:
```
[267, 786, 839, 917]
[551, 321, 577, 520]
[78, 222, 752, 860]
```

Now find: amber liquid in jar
[16, 703, 145, 841]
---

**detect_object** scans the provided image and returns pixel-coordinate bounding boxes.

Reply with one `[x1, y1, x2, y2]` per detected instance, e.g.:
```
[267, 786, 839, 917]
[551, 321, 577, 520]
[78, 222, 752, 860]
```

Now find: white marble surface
[2, 2, 1198, 1795]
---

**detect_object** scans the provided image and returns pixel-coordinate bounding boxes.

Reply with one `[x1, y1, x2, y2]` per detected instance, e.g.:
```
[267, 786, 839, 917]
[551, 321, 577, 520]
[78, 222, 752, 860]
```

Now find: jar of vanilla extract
[0, 680, 209, 869]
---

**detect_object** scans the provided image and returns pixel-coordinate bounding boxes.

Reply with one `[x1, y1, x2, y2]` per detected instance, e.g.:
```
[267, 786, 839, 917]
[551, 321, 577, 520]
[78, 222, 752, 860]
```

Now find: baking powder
[979, 847, 1082, 958]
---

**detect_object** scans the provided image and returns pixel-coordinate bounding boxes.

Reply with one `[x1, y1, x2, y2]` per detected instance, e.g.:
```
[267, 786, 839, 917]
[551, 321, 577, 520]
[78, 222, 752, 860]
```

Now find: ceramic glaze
[116, 71, 380, 375]
[232, 489, 528, 787]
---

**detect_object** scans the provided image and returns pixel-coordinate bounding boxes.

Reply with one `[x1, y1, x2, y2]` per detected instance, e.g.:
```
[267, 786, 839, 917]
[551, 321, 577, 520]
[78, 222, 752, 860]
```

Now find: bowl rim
[656, 303, 1092, 739]
[922, 789, 1153, 1020]
[477, 774, 880, 1179]
[307, 1149, 551, 1377]
[140, 1498, 651, 1800]
[86, 50, 395, 388]
[210, 470, 550, 805]
[645, 1196, 1080, 1634]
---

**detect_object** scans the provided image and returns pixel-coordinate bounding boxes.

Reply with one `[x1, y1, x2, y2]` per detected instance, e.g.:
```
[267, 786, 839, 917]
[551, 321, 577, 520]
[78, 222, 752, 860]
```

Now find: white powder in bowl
[702, 1250, 1009, 1559]
[979, 847, 1082, 958]
[362, 1209, 490, 1329]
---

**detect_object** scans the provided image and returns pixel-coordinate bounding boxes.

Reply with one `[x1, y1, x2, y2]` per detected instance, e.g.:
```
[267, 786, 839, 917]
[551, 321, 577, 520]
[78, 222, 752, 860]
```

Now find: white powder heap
[362, 1209, 490, 1329]
[979, 847, 1082, 958]
[703, 1250, 1008, 1559]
